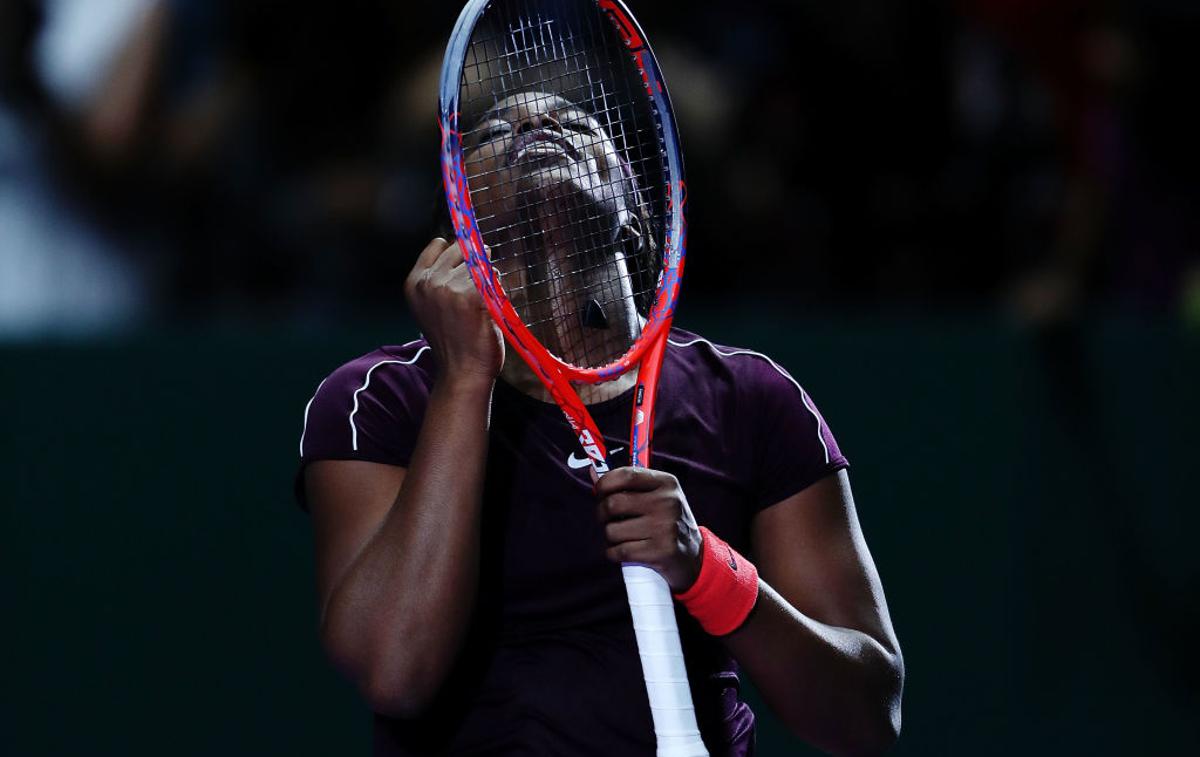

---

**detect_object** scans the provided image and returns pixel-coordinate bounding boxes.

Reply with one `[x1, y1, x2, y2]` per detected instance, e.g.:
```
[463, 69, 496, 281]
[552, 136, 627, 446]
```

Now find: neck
[500, 356, 638, 405]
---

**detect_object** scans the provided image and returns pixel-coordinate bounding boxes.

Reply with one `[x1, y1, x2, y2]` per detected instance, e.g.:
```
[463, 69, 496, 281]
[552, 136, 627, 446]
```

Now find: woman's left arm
[725, 469, 903, 756]
[595, 466, 903, 756]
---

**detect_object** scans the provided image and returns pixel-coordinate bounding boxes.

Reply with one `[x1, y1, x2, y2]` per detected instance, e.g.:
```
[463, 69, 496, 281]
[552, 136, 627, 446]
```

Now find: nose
[516, 111, 562, 135]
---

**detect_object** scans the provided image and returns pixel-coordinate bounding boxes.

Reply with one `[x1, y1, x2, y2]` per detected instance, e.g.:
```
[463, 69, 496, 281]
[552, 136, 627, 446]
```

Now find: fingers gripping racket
[439, 1, 702, 754]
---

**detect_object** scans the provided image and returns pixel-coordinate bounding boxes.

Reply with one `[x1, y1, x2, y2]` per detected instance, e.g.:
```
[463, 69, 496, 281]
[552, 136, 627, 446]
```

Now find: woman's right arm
[306, 239, 504, 719]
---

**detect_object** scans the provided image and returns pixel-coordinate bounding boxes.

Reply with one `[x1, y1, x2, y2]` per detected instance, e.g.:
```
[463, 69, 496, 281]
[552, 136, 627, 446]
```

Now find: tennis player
[297, 93, 904, 756]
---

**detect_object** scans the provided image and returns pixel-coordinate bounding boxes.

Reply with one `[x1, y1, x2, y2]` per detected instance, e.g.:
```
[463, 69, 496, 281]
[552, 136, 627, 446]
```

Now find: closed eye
[476, 123, 510, 147]
[561, 121, 598, 136]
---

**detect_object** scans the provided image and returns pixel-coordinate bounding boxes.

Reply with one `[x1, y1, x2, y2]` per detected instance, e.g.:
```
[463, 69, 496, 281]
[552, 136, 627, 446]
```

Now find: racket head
[439, 0, 686, 384]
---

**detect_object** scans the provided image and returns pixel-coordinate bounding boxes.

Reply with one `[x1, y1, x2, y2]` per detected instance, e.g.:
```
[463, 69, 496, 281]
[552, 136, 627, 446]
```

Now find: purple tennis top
[297, 327, 848, 756]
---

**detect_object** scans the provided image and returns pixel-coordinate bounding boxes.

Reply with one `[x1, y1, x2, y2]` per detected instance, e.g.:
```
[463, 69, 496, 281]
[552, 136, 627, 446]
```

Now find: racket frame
[440, 3, 706, 755]
[440, 0, 686, 470]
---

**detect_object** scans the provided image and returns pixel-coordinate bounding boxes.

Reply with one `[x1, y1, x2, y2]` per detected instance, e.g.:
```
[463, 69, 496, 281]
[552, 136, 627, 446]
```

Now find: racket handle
[621, 564, 710, 757]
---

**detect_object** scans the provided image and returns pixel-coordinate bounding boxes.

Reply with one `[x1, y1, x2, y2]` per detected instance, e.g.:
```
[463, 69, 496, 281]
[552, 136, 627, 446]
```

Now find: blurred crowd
[1, 0, 1197, 337]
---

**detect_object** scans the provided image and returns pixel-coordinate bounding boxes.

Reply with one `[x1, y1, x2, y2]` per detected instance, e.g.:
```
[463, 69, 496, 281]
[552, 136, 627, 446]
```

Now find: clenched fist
[404, 238, 504, 384]
[593, 467, 704, 593]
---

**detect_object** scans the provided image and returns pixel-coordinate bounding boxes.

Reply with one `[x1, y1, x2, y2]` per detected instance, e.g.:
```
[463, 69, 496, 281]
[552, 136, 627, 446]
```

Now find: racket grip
[621, 564, 710, 757]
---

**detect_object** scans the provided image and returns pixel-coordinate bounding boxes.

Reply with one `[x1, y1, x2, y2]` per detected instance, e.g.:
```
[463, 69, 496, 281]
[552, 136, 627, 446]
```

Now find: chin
[525, 168, 626, 221]
[520, 162, 584, 194]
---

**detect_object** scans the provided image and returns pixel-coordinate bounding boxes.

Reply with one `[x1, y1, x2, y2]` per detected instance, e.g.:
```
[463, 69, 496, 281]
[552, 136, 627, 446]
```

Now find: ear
[617, 219, 644, 259]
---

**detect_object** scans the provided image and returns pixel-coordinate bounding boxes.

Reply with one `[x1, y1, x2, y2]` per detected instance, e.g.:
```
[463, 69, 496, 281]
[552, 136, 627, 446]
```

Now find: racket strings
[461, 49, 654, 165]
[458, 0, 668, 370]
[486, 181, 657, 282]
[502, 208, 645, 357]
[462, 14, 645, 160]
[494, 186, 660, 355]
[498, 220, 653, 305]
[464, 42, 662, 233]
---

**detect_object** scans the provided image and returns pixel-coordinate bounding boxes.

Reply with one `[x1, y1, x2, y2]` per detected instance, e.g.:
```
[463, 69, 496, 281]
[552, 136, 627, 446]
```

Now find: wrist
[673, 526, 759, 636]
[676, 539, 704, 594]
[433, 371, 496, 404]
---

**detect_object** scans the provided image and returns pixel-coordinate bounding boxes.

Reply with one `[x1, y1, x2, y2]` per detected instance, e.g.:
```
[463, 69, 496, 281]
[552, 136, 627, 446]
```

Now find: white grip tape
[622, 564, 710, 757]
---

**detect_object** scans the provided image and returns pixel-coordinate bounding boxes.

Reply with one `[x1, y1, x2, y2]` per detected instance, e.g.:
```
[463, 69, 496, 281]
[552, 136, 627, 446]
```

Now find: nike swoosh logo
[567, 447, 624, 469]
[726, 546, 739, 571]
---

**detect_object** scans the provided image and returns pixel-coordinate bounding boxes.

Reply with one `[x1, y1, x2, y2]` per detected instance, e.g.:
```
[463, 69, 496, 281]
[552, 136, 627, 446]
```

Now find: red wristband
[673, 526, 759, 636]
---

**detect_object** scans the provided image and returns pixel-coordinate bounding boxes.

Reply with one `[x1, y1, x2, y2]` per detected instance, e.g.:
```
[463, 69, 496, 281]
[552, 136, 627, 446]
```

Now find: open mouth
[508, 129, 581, 166]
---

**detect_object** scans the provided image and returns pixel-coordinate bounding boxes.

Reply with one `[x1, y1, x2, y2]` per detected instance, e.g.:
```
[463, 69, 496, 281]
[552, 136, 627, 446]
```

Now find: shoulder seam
[667, 336, 830, 464]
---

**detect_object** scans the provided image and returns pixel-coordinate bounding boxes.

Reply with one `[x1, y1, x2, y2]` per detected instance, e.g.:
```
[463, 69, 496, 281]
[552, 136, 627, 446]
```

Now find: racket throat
[578, 428, 609, 473]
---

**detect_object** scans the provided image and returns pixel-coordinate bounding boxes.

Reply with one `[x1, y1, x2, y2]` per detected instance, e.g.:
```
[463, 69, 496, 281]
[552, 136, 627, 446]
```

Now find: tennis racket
[438, 1, 702, 754]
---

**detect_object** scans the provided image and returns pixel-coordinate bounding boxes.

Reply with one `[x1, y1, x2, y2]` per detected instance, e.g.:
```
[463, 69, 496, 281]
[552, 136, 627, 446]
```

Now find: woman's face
[461, 91, 645, 367]
[463, 90, 635, 227]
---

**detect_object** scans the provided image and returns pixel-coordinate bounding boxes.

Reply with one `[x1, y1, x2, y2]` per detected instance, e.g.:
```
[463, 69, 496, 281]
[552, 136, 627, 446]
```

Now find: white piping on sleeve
[667, 336, 831, 464]
[299, 378, 328, 457]
[348, 347, 431, 452]
[798, 390, 831, 465]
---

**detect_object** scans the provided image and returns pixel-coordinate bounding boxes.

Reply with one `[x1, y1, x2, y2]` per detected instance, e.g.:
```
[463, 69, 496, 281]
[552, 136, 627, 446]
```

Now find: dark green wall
[4, 314, 1196, 754]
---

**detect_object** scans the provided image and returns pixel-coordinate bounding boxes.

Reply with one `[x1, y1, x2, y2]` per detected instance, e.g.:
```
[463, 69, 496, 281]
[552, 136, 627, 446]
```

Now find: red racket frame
[439, 0, 687, 472]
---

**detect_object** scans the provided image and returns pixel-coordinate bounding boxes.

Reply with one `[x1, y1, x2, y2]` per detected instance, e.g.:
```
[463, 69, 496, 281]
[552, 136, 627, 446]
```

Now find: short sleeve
[295, 344, 433, 508]
[745, 360, 849, 512]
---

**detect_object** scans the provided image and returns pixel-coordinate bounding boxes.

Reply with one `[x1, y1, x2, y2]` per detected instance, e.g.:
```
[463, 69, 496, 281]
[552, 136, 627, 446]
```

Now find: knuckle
[617, 492, 642, 515]
[453, 278, 478, 298]
[655, 470, 679, 490]
[612, 466, 635, 486]
[603, 522, 619, 544]
[604, 494, 624, 516]
[415, 268, 433, 290]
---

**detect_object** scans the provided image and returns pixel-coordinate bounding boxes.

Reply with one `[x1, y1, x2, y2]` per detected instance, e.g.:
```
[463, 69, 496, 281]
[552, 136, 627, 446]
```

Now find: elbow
[843, 651, 904, 756]
[843, 698, 901, 757]
[820, 691, 900, 757]
[793, 702, 901, 757]
[792, 648, 903, 757]
[319, 614, 439, 720]
[361, 669, 434, 721]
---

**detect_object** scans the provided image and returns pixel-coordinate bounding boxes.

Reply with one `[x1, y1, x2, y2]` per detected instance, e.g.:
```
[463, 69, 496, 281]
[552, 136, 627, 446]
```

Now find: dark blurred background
[2, 0, 1197, 754]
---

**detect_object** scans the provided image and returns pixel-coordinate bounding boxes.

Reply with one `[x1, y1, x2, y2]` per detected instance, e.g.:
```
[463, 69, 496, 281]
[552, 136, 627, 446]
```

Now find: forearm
[723, 582, 904, 756]
[320, 375, 494, 714]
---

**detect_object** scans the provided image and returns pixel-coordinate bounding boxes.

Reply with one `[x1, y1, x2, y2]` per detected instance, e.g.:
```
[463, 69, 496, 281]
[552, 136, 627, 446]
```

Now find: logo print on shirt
[567, 447, 625, 470]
